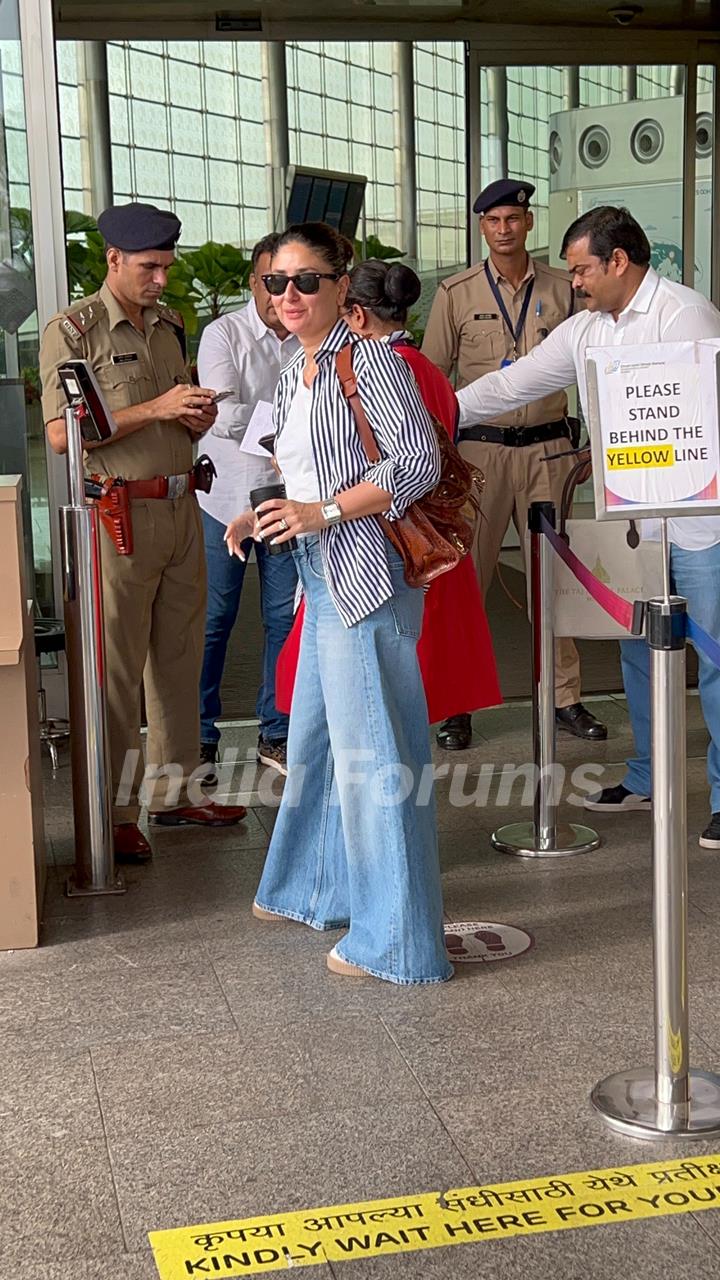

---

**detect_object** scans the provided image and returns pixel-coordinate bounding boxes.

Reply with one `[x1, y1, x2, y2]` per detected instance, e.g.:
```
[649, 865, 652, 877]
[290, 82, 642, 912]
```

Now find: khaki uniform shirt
[422, 255, 575, 429]
[39, 281, 193, 481]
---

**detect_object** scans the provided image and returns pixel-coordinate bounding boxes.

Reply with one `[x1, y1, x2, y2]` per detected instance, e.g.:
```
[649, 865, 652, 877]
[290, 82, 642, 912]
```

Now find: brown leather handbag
[336, 345, 484, 589]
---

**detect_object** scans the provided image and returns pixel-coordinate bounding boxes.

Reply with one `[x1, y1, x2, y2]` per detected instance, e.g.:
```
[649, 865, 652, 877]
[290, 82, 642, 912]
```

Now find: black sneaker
[584, 783, 651, 813]
[700, 813, 720, 849]
[257, 737, 288, 777]
[198, 742, 218, 786]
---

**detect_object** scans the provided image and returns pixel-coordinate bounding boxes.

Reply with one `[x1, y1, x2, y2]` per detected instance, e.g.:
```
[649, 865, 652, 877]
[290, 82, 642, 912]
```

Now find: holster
[94, 476, 133, 556]
[566, 415, 582, 450]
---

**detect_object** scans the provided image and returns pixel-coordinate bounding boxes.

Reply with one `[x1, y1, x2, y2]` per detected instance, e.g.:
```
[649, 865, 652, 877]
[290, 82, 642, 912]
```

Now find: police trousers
[459, 436, 581, 709]
[99, 495, 206, 822]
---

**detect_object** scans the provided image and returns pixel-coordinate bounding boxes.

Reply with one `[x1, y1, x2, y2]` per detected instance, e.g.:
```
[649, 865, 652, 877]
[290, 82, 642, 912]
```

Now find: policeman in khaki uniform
[40, 203, 247, 862]
[423, 178, 607, 750]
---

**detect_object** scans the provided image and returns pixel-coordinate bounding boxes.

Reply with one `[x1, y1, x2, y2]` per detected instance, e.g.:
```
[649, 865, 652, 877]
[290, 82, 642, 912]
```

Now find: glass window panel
[5, 70, 28, 131]
[131, 99, 168, 150]
[238, 75, 264, 122]
[61, 136, 83, 189]
[298, 90, 322, 134]
[172, 152, 207, 200]
[323, 60, 347, 100]
[372, 44, 393, 75]
[134, 147, 170, 197]
[111, 144, 131, 194]
[326, 137, 350, 171]
[107, 42, 127, 94]
[165, 41, 200, 63]
[175, 200, 208, 245]
[238, 119, 265, 165]
[109, 95, 129, 146]
[171, 107, 204, 156]
[55, 41, 78, 82]
[242, 205, 271, 247]
[129, 49, 165, 100]
[373, 74, 393, 113]
[204, 67, 235, 115]
[240, 163, 266, 207]
[326, 97, 348, 139]
[6, 129, 28, 184]
[203, 42, 234, 71]
[352, 104, 372, 138]
[374, 113, 393, 149]
[210, 203, 241, 243]
[168, 57, 201, 103]
[208, 159, 239, 205]
[233, 44, 262, 82]
[352, 67, 372, 106]
[206, 112, 238, 161]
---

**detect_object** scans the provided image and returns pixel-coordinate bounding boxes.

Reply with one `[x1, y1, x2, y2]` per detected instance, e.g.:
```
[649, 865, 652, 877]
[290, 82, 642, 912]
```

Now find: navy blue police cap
[97, 202, 181, 252]
[473, 179, 535, 216]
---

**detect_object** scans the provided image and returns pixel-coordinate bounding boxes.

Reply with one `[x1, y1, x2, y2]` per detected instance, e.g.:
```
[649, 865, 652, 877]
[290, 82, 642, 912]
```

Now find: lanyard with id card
[483, 259, 534, 369]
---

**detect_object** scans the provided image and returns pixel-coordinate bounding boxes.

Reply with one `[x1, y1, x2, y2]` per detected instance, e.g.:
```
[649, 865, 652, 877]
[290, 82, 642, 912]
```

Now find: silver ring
[278, 517, 289, 532]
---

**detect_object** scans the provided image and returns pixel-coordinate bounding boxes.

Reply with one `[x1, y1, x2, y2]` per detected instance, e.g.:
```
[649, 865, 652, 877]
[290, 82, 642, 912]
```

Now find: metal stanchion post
[592, 592, 720, 1137]
[492, 500, 600, 859]
[61, 405, 125, 896]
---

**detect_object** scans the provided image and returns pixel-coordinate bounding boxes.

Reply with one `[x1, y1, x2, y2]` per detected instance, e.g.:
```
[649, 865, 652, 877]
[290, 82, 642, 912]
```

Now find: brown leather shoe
[149, 800, 247, 827]
[113, 823, 152, 864]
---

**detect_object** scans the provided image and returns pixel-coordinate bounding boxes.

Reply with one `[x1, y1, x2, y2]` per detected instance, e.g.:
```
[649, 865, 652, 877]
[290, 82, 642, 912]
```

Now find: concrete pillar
[78, 42, 113, 215]
[262, 41, 289, 233]
[393, 41, 418, 263]
[563, 67, 580, 110]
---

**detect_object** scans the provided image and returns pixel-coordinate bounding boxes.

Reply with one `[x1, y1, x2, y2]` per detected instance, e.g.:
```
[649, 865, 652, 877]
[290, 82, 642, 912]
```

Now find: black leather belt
[461, 420, 571, 447]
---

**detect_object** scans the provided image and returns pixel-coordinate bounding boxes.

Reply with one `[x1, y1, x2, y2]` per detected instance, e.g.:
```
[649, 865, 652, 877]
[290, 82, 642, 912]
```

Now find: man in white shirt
[458, 205, 720, 849]
[197, 234, 299, 779]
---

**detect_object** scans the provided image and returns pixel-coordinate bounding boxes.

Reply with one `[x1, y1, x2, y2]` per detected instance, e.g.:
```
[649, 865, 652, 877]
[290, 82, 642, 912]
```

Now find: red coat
[274, 340, 501, 723]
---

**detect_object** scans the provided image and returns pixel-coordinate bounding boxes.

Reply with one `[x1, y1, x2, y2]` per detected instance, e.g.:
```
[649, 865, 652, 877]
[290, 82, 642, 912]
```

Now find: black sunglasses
[262, 271, 339, 296]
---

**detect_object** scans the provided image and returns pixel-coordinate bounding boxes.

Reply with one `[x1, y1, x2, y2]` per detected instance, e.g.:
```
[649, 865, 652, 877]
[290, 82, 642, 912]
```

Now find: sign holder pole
[592, 524, 720, 1138]
[60, 405, 124, 897]
[492, 501, 599, 859]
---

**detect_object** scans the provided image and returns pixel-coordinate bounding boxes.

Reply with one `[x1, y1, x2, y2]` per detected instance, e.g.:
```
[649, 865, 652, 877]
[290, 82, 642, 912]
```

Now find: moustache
[574, 288, 589, 299]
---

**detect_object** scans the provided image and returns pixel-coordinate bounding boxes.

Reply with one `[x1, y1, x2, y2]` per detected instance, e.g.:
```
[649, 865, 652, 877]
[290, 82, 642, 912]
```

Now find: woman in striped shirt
[226, 221, 452, 985]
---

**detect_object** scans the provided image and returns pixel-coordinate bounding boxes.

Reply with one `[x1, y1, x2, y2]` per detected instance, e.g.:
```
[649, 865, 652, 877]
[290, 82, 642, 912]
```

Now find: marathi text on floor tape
[149, 1153, 720, 1277]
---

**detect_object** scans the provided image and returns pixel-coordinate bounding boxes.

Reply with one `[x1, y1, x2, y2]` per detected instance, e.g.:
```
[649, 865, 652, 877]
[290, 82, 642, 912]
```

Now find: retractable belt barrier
[526, 503, 720, 1140]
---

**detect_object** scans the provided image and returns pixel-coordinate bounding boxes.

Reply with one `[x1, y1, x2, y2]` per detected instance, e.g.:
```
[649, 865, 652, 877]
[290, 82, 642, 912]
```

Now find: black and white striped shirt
[273, 319, 440, 626]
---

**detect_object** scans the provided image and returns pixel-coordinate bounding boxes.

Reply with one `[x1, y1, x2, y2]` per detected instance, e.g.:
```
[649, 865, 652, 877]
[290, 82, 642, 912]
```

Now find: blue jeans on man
[199, 509, 297, 747]
[620, 540, 720, 813]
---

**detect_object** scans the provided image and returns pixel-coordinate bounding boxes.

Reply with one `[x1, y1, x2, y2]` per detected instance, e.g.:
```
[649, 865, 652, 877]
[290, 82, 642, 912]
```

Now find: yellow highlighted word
[606, 446, 674, 470]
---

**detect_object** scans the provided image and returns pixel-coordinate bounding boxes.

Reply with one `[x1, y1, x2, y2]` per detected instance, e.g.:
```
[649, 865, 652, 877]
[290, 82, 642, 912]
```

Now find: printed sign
[444, 921, 533, 962]
[586, 339, 720, 520]
[150, 1155, 720, 1277]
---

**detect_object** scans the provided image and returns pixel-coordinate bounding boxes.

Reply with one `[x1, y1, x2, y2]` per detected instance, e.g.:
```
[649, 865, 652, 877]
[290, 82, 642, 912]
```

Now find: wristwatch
[321, 499, 343, 526]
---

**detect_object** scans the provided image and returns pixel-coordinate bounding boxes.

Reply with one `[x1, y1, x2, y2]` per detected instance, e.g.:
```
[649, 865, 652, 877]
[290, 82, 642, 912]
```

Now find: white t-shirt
[275, 380, 321, 503]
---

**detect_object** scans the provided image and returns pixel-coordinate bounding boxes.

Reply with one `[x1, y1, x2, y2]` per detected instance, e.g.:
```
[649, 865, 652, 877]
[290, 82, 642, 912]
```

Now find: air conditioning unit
[548, 93, 713, 291]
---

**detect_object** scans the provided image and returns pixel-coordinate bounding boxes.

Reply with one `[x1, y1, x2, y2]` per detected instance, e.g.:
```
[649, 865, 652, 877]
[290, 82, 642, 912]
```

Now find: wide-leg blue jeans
[255, 534, 452, 985]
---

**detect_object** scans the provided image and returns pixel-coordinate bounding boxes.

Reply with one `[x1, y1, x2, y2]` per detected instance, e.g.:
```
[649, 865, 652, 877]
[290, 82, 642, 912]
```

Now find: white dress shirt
[457, 268, 720, 550]
[196, 297, 299, 527]
[275, 380, 320, 505]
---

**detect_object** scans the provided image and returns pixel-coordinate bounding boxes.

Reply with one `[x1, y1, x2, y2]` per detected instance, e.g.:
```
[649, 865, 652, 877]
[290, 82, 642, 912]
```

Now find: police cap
[97, 202, 181, 252]
[473, 179, 535, 216]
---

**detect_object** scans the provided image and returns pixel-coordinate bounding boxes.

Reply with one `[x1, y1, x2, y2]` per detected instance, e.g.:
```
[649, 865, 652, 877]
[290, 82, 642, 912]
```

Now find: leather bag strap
[335, 345, 381, 464]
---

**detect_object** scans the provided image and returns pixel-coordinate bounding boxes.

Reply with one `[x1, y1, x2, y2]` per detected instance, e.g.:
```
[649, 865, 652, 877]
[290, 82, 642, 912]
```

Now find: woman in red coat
[275, 259, 501, 726]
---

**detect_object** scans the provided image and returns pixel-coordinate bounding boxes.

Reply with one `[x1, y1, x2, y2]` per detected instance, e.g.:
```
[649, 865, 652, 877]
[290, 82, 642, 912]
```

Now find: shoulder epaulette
[158, 304, 185, 329]
[65, 296, 105, 336]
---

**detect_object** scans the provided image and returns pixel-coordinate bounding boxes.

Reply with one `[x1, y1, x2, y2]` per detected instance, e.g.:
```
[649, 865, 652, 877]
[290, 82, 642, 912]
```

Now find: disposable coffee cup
[249, 482, 297, 555]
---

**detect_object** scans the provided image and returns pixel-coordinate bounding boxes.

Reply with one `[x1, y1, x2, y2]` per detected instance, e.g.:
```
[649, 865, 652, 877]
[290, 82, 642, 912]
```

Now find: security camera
[607, 4, 643, 22]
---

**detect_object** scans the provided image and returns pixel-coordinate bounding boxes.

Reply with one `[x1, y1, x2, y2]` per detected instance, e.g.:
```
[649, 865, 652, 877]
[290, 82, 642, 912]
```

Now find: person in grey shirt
[197, 233, 299, 780]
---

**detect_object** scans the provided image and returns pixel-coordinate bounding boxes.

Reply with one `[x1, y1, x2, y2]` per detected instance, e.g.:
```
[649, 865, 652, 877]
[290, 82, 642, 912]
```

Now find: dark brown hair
[271, 221, 354, 276]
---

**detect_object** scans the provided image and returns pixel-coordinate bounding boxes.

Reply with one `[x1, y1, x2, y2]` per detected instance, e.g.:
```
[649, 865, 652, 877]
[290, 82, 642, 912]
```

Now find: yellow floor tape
[150, 1154, 720, 1277]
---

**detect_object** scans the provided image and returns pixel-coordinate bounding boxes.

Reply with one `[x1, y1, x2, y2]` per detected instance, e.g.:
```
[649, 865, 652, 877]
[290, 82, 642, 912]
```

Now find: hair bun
[384, 263, 421, 309]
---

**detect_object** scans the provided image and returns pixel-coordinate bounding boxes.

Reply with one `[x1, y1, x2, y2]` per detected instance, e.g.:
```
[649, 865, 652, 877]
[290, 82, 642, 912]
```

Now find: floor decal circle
[444, 921, 533, 962]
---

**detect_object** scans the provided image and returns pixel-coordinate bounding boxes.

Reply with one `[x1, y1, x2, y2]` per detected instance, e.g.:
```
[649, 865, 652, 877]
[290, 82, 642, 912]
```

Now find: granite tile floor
[5, 695, 720, 1278]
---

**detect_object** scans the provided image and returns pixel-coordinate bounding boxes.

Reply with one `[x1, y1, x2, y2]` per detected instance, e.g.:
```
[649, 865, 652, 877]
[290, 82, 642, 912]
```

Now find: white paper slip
[239, 400, 275, 456]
